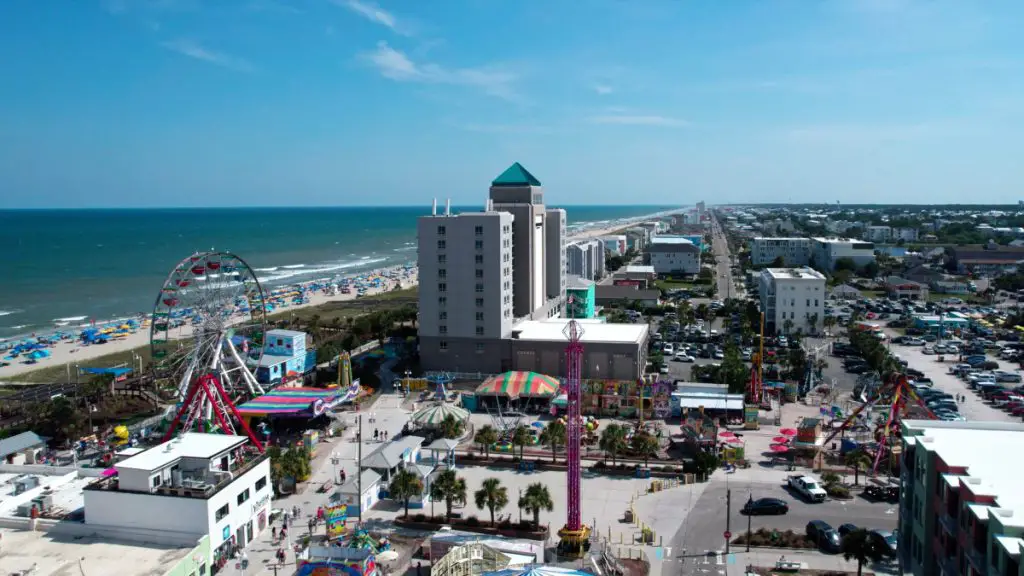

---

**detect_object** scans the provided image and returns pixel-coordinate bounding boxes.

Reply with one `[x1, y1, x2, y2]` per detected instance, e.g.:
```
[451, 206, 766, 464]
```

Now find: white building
[895, 227, 919, 242]
[647, 237, 701, 275]
[864, 226, 892, 243]
[566, 238, 604, 281]
[83, 433, 272, 565]
[759, 267, 826, 335]
[601, 235, 627, 255]
[749, 237, 812, 266]
[811, 237, 877, 271]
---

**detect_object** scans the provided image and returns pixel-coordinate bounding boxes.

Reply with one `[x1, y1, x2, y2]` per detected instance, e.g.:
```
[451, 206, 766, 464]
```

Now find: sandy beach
[1, 210, 672, 380]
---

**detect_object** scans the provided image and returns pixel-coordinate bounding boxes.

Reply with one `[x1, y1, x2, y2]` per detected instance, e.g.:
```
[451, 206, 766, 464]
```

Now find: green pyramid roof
[491, 162, 541, 187]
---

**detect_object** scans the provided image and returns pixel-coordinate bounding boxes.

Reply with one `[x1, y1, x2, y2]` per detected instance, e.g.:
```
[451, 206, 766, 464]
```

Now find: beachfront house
[256, 329, 315, 385]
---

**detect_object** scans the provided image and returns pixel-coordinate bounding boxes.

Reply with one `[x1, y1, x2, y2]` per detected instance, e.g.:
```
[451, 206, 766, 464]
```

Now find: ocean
[0, 205, 677, 339]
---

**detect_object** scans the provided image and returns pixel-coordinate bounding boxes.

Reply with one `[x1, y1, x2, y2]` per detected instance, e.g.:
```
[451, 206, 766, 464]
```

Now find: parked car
[869, 530, 898, 557]
[742, 498, 789, 515]
[806, 520, 842, 553]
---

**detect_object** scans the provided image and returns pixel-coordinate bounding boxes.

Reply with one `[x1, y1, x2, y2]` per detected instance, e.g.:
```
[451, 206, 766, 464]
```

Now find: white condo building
[811, 237, 876, 270]
[759, 267, 826, 335]
[749, 237, 812, 267]
[648, 237, 701, 275]
[566, 238, 604, 281]
[84, 433, 273, 566]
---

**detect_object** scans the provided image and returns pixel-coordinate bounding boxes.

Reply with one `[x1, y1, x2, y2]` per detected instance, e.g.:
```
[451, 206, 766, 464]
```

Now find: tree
[539, 421, 566, 463]
[782, 318, 794, 335]
[693, 450, 719, 480]
[719, 344, 750, 394]
[438, 414, 465, 440]
[599, 424, 627, 464]
[631, 431, 659, 467]
[820, 471, 841, 488]
[841, 528, 883, 576]
[474, 425, 499, 459]
[807, 312, 820, 336]
[511, 425, 533, 460]
[474, 477, 509, 525]
[844, 450, 873, 486]
[770, 256, 785, 267]
[429, 469, 467, 521]
[834, 257, 857, 273]
[518, 482, 554, 528]
[389, 468, 424, 518]
[860, 260, 880, 279]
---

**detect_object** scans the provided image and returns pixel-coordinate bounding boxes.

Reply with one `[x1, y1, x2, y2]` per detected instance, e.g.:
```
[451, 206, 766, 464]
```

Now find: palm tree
[438, 414, 464, 439]
[474, 477, 509, 525]
[518, 482, 554, 528]
[820, 471, 841, 489]
[599, 424, 627, 465]
[783, 318, 794, 335]
[539, 421, 567, 463]
[511, 425, 533, 460]
[474, 425, 499, 459]
[841, 528, 882, 576]
[844, 450, 873, 486]
[631, 431, 659, 467]
[429, 469, 467, 521]
[388, 468, 424, 518]
[693, 450, 719, 480]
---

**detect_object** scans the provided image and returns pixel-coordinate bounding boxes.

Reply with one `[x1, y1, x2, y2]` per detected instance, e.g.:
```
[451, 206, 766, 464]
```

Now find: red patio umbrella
[770, 444, 790, 453]
[719, 430, 736, 438]
[727, 437, 744, 445]
[772, 436, 791, 444]
[779, 428, 798, 436]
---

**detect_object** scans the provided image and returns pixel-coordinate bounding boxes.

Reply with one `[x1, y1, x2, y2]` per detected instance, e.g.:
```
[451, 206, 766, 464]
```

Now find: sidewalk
[221, 392, 413, 575]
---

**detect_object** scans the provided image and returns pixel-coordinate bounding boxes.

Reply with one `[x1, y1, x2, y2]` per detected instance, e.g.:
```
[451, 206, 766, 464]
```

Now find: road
[709, 214, 737, 300]
[670, 475, 899, 575]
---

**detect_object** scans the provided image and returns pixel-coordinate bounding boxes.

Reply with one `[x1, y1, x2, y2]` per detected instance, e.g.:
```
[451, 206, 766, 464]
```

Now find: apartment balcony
[938, 555, 958, 576]
[939, 512, 958, 535]
[966, 547, 986, 572]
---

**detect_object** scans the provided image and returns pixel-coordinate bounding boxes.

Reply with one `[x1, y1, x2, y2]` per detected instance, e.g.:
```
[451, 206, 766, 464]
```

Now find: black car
[742, 497, 789, 515]
[838, 523, 858, 537]
[806, 520, 842, 553]
[869, 530, 898, 557]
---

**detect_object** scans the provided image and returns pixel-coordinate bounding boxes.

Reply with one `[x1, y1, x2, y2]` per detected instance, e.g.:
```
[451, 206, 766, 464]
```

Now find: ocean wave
[254, 267, 279, 272]
[54, 316, 88, 322]
[0, 309, 20, 317]
[392, 246, 416, 252]
[282, 264, 305, 269]
[259, 257, 389, 284]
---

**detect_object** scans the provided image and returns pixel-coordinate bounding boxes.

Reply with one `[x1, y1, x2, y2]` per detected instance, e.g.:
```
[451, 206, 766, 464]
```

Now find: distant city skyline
[1, 1, 1023, 208]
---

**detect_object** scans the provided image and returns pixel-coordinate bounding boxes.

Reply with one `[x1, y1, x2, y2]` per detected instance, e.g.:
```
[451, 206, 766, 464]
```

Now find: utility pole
[746, 494, 753, 552]
[725, 488, 731, 555]
[357, 413, 363, 526]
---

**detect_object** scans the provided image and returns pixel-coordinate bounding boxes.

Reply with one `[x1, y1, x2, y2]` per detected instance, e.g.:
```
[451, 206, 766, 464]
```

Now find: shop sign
[252, 494, 271, 514]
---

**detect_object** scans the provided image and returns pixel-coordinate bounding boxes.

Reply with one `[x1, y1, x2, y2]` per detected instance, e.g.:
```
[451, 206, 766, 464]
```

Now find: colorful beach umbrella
[476, 371, 559, 399]
[410, 403, 469, 427]
[770, 444, 790, 453]
[718, 430, 736, 438]
[779, 428, 798, 436]
[772, 436, 791, 444]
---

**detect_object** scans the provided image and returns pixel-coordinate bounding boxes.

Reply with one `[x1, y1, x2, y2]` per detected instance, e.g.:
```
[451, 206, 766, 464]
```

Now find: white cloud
[337, 0, 405, 34]
[160, 39, 255, 72]
[361, 41, 521, 101]
[588, 114, 688, 127]
[593, 84, 613, 95]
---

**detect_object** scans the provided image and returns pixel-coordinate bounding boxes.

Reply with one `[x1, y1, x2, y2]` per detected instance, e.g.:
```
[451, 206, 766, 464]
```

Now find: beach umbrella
[376, 550, 399, 562]
[410, 403, 469, 427]
[531, 422, 545, 428]
[718, 430, 736, 438]
[476, 371, 559, 399]
[772, 436, 791, 444]
[770, 444, 790, 453]
[726, 437, 744, 445]
[779, 428, 798, 437]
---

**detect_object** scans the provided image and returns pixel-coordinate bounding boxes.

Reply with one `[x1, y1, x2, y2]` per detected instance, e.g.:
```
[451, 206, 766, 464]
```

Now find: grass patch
[859, 290, 886, 299]
[655, 279, 708, 292]
[3, 287, 419, 384]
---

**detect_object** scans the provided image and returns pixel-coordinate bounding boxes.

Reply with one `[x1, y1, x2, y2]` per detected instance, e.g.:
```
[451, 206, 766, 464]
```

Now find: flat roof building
[647, 237, 700, 275]
[759, 267, 826, 335]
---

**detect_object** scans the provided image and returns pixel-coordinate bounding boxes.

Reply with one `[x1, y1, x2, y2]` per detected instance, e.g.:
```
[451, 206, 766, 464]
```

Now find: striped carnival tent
[475, 371, 559, 400]
[410, 403, 470, 427]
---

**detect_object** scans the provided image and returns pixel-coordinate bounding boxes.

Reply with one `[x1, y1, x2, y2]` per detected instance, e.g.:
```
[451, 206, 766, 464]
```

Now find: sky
[1, 0, 1023, 208]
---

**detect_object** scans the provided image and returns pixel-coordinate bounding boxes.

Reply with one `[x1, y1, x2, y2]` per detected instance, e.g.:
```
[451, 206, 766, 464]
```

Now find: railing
[938, 512, 957, 535]
[85, 452, 268, 499]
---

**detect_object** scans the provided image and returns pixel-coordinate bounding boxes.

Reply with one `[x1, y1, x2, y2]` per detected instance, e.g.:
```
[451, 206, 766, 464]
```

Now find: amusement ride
[557, 295, 591, 556]
[150, 251, 267, 449]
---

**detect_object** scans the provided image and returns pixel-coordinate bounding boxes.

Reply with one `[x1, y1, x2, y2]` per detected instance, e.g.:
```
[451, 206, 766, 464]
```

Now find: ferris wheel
[150, 251, 268, 402]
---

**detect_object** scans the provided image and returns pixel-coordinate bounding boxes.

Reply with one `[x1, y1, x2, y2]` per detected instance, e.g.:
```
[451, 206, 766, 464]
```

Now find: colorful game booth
[236, 385, 359, 420]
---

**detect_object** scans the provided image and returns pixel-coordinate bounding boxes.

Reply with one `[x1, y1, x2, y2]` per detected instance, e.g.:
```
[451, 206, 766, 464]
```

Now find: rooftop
[0, 431, 47, 459]
[361, 436, 425, 470]
[623, 265, 656, 274]
[512, 318, 648, 344]
[116, 433, 248, 472]
[266, 329, 307, 338]
[812, 237, 873, 245]
[763, 267, 826, 281]
[0, 471, 91, 518]
[0, 528, 198, 576]
[649, 237, 695, 245]
[491, 162, 541, 187]
[904, 420, 1024, 513]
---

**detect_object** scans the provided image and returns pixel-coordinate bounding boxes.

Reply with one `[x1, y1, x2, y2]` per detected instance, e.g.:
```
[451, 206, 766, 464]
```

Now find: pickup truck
[787, 474, 828, 502]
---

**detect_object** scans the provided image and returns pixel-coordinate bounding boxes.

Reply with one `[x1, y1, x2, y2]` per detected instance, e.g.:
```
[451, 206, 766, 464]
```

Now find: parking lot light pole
[725, 488, 731, 555]
[746, 494, 753, 552]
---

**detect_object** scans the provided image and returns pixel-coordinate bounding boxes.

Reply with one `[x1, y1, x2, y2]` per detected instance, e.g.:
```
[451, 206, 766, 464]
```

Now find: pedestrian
[309, 518, 315, 533]
[374, 429, 379, 441]
[272, 526, 277, 540]
[282, 526, 288, 540]
[383, 430, 388, 441]
[417, 562, 423, 576]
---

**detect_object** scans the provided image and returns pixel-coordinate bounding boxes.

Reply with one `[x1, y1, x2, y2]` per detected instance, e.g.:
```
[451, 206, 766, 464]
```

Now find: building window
[439, 283, 447, 293]
[814, 299, 819, 306]
[475, 343, 485, 354]
[437, 240, 446, 250]
[439, 311, 447, 321]
[475, 240, 484, 250]
[439, 325, 447, 334]
[475, 226, 483, 236]
[438, 269, 446, 279]
[476, 312, 484, 321]
[438, 254, 446, 264]
[255, 476, 267, 492]
[475, 269, 484, 279]
[438, 296, 447, 306]
[476, 326, 484, 336]
[806, 299, 810, 307]
[475, 254, 484, 264]
[439, 340, 448, 351]
[237, 488, 250, 505]
[151, 475, 162, 488]
[215, 503, 229, 521]
[476, 298, 484, 307]
[437, 225, 446, 235]
[475, 283, 484, 293]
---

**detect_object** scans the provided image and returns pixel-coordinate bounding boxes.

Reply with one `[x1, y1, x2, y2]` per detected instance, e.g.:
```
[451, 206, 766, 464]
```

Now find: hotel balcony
[938, 555, 958, 576]
[939, 512, 958, 535]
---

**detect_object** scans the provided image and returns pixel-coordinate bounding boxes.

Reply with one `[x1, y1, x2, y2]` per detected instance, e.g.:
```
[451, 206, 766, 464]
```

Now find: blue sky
[1, 0, 1023, 208]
